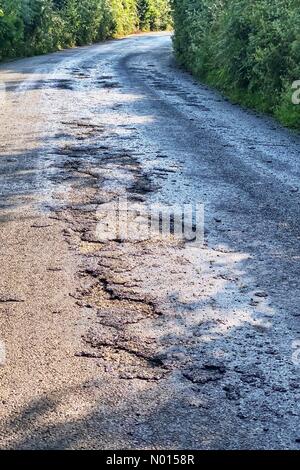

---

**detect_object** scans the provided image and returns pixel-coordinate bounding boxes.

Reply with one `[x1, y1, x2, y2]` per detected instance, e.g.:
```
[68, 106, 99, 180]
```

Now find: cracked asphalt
[0, 32, 300, 449]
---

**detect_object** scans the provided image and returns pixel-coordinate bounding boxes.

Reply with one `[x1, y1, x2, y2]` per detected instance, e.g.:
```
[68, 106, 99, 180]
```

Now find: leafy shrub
[0, 0, 172, 60]
[172, 0, 300, 128]
[138, 0, 172, 31]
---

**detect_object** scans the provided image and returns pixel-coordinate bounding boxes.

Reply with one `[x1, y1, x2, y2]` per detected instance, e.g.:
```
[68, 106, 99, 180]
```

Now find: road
[0, 32, 299, 449]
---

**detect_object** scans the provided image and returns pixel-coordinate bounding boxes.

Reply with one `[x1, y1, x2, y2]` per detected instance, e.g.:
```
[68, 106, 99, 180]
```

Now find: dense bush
[172, 0, 300, 128]
[0, 0, 172, 60]
[138, 0, 172, 31]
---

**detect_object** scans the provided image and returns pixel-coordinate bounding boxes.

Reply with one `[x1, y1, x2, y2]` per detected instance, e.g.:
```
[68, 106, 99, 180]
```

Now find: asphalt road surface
[0, 33, 299, 449]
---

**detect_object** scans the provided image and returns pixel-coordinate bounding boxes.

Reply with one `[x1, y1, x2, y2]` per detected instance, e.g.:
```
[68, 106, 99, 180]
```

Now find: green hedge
[0, 0, 172, 60]
[172, 0, 300, 128]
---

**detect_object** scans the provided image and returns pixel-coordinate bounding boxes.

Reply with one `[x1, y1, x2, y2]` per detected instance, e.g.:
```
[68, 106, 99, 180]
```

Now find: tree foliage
[172, 0, 300, 128]
[0, 0, 172, 60]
